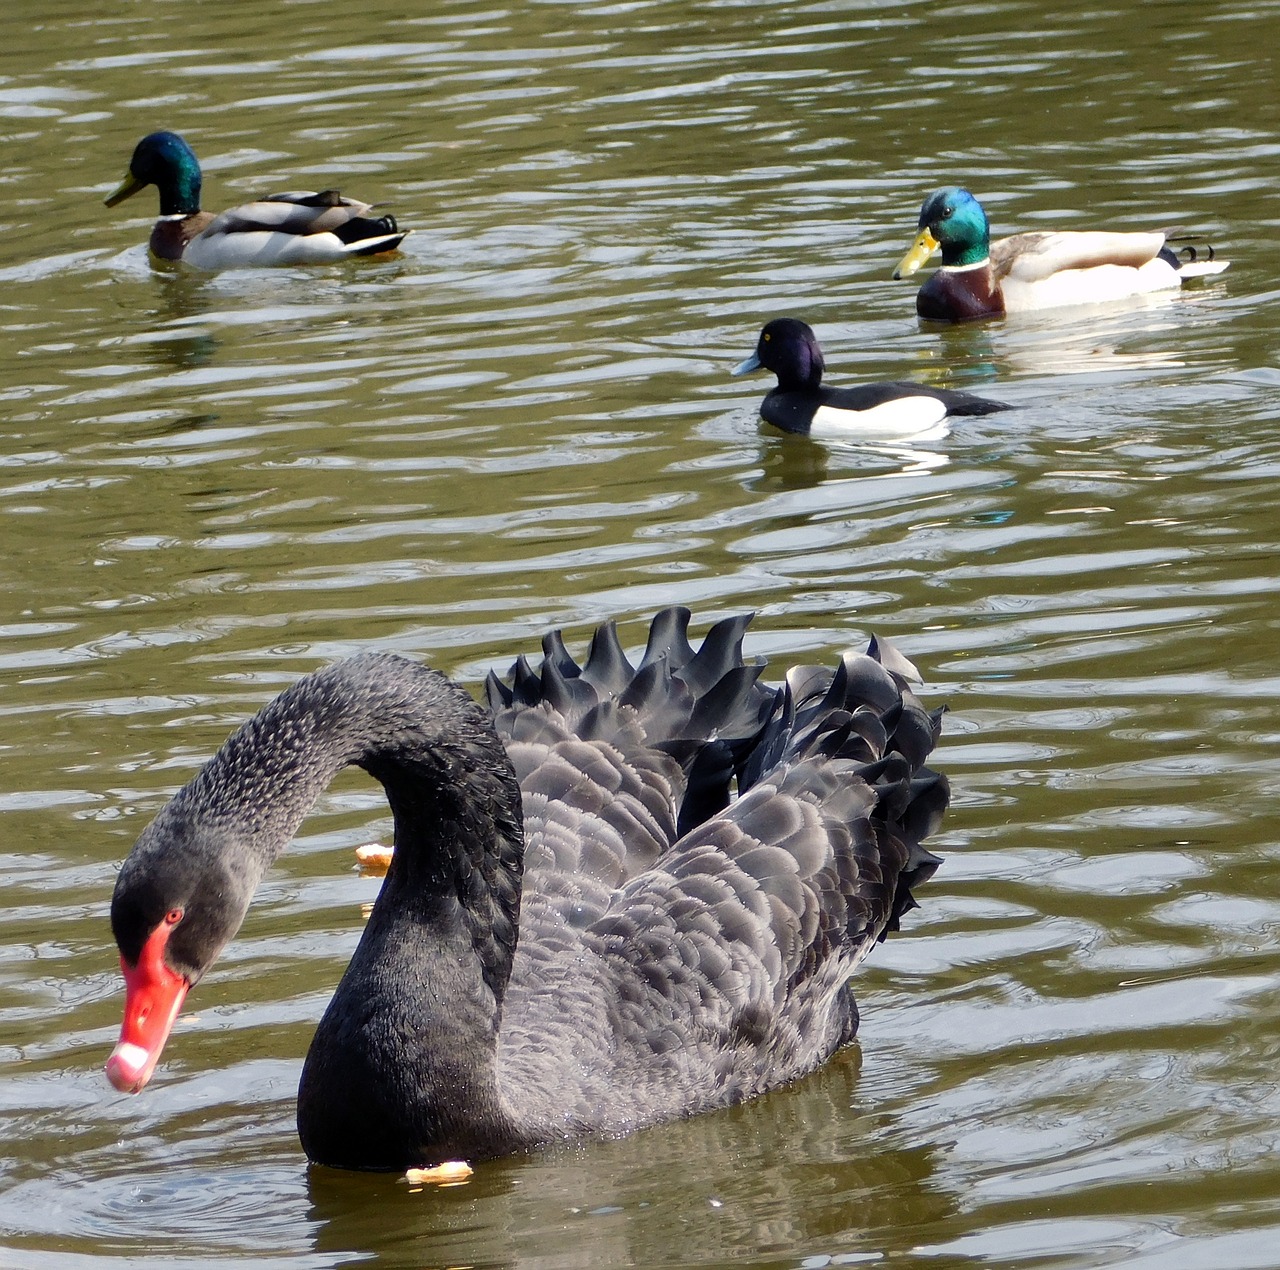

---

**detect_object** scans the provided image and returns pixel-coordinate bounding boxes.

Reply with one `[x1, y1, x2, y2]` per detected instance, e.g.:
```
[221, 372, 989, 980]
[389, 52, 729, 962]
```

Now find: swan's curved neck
[114, 653, 529, 1169]
[171, 653, 525, 995]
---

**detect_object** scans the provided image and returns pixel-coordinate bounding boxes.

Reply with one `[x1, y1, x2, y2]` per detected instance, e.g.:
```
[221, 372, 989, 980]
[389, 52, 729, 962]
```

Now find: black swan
[106, 608, 949, 1171]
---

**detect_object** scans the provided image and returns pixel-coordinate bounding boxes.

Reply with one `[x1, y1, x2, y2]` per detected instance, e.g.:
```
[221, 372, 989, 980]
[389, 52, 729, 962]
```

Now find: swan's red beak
[106, 921, 189, 1094]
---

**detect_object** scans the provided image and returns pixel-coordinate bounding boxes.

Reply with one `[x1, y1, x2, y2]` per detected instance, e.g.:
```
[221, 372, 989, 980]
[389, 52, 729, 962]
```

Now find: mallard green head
[105, 132, 203, 218]
[893, 187, 991, 276]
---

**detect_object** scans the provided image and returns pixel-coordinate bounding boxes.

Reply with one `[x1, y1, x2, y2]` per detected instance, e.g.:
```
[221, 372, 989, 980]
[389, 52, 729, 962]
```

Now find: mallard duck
[104, 131, 408, 269]
[893, 187, 1229, 322]
[733, 318, 1007, 439]
[105, 608, 948, 1169]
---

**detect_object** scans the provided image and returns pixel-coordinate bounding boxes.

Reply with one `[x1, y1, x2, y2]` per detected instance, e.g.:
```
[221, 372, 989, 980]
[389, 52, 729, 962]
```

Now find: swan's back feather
[639, 605, 700, 670]
[582, 620, 636, 693]
[485, 610, 947, 1134]
[564, 757, 887, 1117]
[491, 610, 777, 940]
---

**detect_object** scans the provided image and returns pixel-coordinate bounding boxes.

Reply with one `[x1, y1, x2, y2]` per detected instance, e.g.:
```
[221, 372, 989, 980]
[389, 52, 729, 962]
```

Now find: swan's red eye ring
[165, 908, 183, 925]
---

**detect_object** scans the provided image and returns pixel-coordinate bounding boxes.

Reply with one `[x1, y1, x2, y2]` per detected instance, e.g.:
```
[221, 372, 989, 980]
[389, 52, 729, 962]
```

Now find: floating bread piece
[354, 843, 394, 876]
[403, 1161, 473, 1188]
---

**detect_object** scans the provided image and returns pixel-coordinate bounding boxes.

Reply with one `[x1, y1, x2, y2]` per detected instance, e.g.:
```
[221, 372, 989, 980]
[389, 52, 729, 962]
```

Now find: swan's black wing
[573, 639, 947, 1123]
[486, 608, 778, 932]
[493, 620, 947, 1132]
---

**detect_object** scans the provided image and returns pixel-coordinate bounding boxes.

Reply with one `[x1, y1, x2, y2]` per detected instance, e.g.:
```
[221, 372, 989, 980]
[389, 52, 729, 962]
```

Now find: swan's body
[107, 610, 949, 1170]
[894, 187, 1229, 321]
[734, 318, 1007, 440]
[104, 132, 407, 269]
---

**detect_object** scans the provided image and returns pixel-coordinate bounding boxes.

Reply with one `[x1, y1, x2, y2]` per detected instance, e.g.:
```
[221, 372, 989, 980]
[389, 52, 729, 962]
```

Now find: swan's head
[733, 318, 825, 391]
[106, 806, 256, 1094]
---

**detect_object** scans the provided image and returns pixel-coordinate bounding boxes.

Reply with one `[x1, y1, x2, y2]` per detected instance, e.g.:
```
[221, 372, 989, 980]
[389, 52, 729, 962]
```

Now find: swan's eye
[164, 908, 183, 926]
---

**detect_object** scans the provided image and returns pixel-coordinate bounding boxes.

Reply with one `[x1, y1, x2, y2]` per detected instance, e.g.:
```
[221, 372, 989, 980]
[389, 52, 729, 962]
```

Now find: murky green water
[2, 0, 1279, 1266]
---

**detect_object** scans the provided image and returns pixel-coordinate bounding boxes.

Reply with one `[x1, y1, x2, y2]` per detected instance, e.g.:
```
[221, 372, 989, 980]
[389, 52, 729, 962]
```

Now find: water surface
[2, 1, 1279, 1267]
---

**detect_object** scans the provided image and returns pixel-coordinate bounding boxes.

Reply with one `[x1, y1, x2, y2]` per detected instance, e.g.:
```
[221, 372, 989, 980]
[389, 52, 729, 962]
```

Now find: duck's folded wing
[265, 190, 374, 212]
[992, 230, 1166, 283]
[202, 192, 376, 238]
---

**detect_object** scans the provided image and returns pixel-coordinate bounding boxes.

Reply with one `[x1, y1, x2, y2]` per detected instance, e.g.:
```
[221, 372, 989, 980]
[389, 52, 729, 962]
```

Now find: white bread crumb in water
[403, 1161, 474, 1188]
[354, 843, 393, 875]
